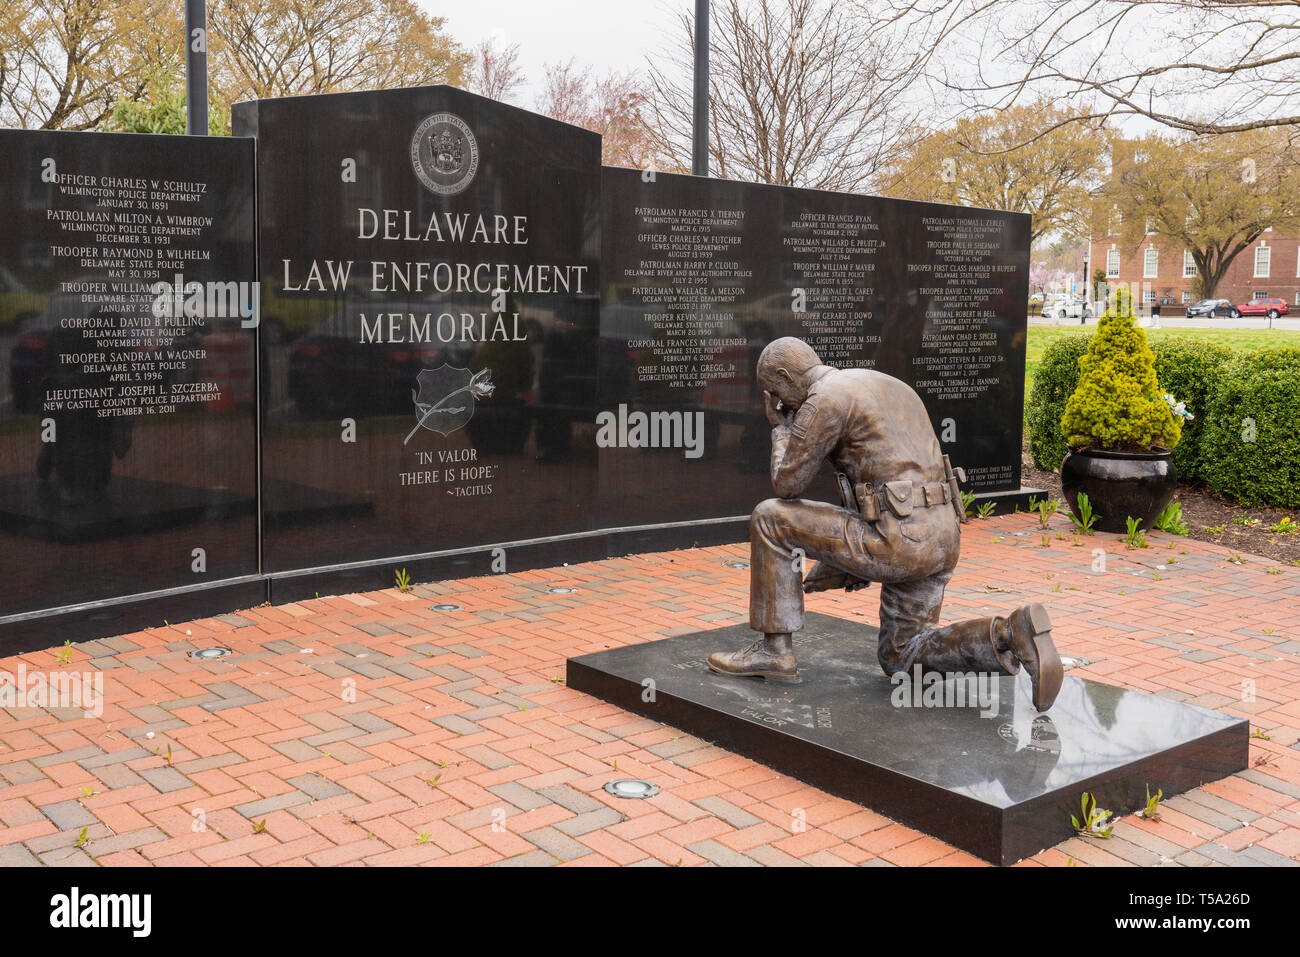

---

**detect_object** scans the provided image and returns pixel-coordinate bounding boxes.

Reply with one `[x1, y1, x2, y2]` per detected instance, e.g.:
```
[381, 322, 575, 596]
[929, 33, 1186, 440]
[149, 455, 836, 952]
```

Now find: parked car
[1185, 298, 1234, 318]
[1230, 297, 1289, 319]
[1040, 298, 1092, 320]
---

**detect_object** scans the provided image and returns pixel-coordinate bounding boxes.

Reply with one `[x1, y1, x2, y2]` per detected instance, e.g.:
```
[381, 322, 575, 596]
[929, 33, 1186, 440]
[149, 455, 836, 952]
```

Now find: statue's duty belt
[838, 477, 952, 522]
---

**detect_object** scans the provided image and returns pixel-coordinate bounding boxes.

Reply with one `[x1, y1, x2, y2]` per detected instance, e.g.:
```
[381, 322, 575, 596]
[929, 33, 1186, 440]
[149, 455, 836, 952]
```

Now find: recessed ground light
[546, 586, 576, 595]
[430, 603, 463, 612]
[188, 647, 232, 659]
[604, 779, 659, 799]
[1059, 655, 1091, 670]
[723, 560, 750, 569]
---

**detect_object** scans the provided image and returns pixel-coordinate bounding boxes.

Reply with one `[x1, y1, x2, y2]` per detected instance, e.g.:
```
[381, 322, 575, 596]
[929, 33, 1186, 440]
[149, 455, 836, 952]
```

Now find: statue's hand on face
[763, 390, 786, 428]
[772, 369, 806, 413]
[758, 366, 806, 425]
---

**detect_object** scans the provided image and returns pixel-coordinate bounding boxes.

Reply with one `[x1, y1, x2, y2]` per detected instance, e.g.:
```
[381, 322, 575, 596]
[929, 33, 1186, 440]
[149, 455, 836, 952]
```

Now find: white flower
[1162, 393, 1193, 420]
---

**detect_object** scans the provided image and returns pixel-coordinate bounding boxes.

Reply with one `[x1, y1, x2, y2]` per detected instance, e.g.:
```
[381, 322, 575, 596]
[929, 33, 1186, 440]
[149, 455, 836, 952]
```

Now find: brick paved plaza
[2, 509, 1298, 867]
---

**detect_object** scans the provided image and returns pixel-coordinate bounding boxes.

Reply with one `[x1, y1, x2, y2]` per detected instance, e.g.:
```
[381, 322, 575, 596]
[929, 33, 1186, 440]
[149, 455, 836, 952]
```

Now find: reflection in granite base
[567, 612, 1248, 865]
[266, 515, 747, 604]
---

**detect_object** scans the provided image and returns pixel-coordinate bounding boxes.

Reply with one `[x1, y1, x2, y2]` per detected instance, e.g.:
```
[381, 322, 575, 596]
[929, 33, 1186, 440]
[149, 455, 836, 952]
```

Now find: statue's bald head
[757, 337, 823, 409]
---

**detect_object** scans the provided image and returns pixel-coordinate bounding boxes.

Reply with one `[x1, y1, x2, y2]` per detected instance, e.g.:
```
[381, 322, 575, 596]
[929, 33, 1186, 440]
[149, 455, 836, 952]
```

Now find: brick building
[1087, 181, 1300, 312]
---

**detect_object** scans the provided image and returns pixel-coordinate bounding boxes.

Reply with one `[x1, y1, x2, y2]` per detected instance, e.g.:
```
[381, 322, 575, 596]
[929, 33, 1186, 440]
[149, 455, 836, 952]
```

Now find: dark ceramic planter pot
[1060, 448, 1177, 534]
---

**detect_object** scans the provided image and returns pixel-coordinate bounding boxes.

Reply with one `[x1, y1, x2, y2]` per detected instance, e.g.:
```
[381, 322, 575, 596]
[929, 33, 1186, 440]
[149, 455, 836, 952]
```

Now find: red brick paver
[2, 510, 1298, 867]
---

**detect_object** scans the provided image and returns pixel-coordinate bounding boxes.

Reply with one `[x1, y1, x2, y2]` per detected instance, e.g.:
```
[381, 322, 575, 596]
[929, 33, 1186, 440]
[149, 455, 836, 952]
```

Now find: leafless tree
[875, 0, 1300, 139]
[209, 0, 469, 103]
[536, 59, 591, 127]
[645, 0, 921, 191]
[536, 59, 658, 168]
[466, 37, 523, 103]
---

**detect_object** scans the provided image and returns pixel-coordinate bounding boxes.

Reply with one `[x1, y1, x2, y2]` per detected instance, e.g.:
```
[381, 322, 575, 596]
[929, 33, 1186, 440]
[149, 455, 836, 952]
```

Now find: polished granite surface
[0, 129, 257, 619]
[568, 612, 1249, 863]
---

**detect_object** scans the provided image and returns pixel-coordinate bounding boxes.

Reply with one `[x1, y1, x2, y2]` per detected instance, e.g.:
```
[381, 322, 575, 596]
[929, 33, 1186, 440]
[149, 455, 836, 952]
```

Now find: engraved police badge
[403, 365, 495, 444]
[410, 113, 479, 196]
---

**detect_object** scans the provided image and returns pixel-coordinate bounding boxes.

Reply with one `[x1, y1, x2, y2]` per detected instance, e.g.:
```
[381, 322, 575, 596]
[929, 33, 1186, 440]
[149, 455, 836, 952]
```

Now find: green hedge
[1026, 334, 1089, 470]
[1027, 334, 1239, 480]
[1200, 347, 1300, 508]
[1027, 336, 1300, 506]
[1151, 339, 1234, 483]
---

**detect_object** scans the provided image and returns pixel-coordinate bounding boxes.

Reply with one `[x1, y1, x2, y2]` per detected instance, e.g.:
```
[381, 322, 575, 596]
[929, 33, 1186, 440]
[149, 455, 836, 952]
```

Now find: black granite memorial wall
[233, 87, 604, 600]
[1, 86, 1036, 647]
[0, 130, 261, 650]
[598, 166, 1031, 535]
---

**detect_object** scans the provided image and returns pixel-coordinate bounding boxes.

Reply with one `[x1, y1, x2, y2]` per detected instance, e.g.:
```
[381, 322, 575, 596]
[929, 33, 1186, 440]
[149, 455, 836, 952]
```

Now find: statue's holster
[848, 478, 952, 524]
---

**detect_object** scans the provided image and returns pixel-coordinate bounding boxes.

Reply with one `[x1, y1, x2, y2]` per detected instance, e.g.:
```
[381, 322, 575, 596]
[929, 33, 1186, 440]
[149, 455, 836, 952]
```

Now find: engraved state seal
[410, 112, 479, 196]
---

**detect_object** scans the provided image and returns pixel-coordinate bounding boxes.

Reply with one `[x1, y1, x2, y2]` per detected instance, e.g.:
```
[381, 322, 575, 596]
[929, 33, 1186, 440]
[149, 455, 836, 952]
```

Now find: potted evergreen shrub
[1058, 287, 1185, 532]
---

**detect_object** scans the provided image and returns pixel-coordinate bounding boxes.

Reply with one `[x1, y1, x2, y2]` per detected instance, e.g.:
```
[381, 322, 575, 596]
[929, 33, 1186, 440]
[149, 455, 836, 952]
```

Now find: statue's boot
[994, 603, 1063, 712]
[802, 560, 870, 594]
[707, 633, 799, 680]
[889, 604, 1064, 712]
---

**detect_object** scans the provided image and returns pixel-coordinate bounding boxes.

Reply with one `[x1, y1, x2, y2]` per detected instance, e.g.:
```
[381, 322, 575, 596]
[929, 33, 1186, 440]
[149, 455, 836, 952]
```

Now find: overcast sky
[429, 0, 1294, 140]
[434, 0, 688, 108]
[429, 0, 1165, 132]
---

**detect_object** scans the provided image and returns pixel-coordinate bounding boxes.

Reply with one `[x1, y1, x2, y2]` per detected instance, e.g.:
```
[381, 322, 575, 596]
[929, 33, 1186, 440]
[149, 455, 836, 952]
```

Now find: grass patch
[1026, 326, 1300, 396]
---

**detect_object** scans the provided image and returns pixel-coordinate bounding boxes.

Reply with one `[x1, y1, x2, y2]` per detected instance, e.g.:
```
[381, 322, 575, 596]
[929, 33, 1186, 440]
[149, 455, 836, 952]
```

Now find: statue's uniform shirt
[750, 366, 1009, 677]
[769, 367, 949, 504]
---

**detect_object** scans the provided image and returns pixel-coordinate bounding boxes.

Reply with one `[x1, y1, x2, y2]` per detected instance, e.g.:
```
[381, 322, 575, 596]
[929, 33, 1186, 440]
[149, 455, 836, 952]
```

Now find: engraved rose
[468, 368, 496, 400]
[403, 368, 496, 445]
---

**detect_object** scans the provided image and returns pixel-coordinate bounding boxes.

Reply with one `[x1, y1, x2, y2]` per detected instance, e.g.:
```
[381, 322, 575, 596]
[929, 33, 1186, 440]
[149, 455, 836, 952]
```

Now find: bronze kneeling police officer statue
[708, 337, 1064, 712]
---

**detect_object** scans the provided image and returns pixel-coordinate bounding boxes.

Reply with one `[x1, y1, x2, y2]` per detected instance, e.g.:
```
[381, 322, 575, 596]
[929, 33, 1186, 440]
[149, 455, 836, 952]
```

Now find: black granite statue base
[566, 613, 1248, 865]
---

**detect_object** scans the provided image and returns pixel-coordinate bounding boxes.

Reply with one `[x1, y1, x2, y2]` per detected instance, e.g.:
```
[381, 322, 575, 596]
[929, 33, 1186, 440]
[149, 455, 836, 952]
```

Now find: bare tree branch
[874, 0, 1300, 137]
[646, 0, 920, 192]
[465, 38, 523, 103]
[535, 59, 659, 168]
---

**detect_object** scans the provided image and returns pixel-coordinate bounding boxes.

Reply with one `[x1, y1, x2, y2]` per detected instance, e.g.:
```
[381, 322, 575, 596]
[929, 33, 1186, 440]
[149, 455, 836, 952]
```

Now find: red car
[1231, 297, 1289, 319]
